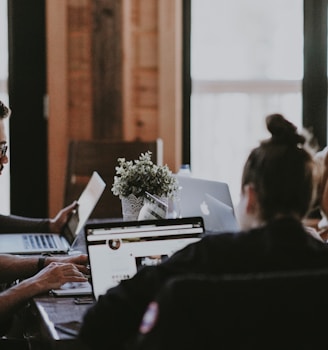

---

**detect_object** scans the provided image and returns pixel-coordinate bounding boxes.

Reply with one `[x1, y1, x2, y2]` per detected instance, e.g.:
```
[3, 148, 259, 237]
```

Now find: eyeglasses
[0, 144, 8, 157]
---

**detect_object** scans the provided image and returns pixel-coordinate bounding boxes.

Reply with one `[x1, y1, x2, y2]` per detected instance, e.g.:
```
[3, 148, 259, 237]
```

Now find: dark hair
[0, 100, 10, 119]
[241, 113, 314, 221]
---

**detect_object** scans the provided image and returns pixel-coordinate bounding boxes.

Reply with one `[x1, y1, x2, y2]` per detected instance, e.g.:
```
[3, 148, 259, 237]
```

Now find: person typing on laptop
[0, 253, 88, 331]
[0, 100, 78, 235]
[0, 100, 89, 337]
[78, 114, 328, 350]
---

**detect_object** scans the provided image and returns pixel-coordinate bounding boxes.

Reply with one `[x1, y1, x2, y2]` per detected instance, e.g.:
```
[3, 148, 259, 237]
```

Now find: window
[190, 0, 303, 205]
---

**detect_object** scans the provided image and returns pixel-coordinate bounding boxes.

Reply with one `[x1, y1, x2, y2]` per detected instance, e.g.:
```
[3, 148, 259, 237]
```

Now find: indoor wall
[46, 0, 182, 216]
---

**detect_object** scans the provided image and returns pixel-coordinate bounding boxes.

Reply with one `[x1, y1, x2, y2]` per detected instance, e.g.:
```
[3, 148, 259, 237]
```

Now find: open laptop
[0, 171, 106, 255]
[176, 175, 239, 233]
[53, 217, 205, 298]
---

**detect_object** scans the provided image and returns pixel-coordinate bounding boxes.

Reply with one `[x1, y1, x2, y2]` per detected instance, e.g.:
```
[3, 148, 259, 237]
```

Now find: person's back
[134, 270, 328, 350]
[78, 114, 328, 350]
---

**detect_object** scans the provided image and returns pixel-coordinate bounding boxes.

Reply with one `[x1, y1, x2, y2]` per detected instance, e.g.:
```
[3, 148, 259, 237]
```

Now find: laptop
[57, 217, 204, 299]
[0, 171, 106, 255]
[176, 175, 239, 233]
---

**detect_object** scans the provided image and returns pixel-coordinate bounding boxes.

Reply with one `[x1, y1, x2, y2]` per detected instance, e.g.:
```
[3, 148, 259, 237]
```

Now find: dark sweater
[79, 217, 328, 350]
[0, 214, 49, 233]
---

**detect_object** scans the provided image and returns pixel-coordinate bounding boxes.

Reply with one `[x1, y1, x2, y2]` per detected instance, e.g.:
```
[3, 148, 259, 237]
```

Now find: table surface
[28, 221, 100, 349]
[32, 294, 92, 339]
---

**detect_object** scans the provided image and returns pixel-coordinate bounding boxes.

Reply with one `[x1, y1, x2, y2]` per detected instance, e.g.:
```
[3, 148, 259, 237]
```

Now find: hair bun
[266, 113, 305, 146]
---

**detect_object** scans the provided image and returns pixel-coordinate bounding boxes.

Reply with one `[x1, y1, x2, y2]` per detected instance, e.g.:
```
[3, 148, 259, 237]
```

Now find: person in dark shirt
[0, 100, 89, 336]
[79, 113, 328, 350]
[0, 100, 77, 235]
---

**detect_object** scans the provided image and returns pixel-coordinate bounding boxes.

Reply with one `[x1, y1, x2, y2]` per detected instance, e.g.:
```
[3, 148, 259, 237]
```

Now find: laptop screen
[62, 171, 106, 246]
[85, 217, 205, 300]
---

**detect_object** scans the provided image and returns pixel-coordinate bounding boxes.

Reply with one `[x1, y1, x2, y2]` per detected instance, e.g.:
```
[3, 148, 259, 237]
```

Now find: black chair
[133, 269, 328, 350]
[64, 139, 163, 219]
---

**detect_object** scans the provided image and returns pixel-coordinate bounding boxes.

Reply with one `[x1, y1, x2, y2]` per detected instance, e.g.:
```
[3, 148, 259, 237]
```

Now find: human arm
[0, 214, 50, 233]
[0, 253, 89, 283]
[0, 201, 78, 234]
[0, 259, 88, 323]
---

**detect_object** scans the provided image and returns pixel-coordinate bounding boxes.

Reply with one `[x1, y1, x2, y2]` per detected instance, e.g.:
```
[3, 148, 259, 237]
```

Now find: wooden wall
[46, 0, 182, 216]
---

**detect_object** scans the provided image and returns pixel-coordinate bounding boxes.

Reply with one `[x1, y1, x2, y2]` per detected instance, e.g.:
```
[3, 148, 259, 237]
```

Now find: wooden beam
[46, 0, 68, 216]
[158, 0, 183, 171]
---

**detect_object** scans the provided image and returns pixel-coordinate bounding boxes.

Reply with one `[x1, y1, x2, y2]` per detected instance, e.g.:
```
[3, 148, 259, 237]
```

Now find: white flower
[111, 151, 179, 198]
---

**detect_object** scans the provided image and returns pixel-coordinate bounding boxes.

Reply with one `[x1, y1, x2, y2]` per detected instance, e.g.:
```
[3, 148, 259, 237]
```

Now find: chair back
[64, 139, 163, 219]
[133, 269, 328, 350]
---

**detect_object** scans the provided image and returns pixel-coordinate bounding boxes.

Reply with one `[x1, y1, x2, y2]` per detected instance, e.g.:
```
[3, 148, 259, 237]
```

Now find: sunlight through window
[191, 0, 303, 206]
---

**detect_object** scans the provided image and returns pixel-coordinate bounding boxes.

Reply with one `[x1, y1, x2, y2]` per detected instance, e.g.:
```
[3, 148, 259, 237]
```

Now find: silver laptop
[76, 217, 204, 300]
[176, 175, 239, 233]
[0, 171, 106, 255]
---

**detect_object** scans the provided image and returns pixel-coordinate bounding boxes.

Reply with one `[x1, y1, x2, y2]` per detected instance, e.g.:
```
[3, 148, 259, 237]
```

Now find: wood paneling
[122, 0, 182, 171]
[158, 0, 183, 171]
[92, 0, 123, 140]
[67, 0, 93, 139]
[122, 0, 159, 142]
[47, 0, 182, 216]
[46, 0, 69, 216]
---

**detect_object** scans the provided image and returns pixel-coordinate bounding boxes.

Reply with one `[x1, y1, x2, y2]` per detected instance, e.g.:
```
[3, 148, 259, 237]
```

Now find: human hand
[51, 254, 90, 275]
[49, 201, 78, 233]
[30, 262, 88, 293]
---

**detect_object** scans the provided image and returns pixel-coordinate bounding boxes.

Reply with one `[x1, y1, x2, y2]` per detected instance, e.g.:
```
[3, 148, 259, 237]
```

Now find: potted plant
[112, 151, 179, 220]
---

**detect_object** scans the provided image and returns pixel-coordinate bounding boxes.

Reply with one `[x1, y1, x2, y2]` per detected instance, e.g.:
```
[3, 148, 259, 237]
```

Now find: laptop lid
[62, 171, 106, 246]
[85, 217, 205, 300]
[176, 176, 239, 233]
[204, 193, 239, 232]
[0, 171, 106, 255]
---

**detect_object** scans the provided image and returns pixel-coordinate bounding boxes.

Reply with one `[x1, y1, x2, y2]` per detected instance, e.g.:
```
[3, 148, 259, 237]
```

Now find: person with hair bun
[79, 114, 328, 350]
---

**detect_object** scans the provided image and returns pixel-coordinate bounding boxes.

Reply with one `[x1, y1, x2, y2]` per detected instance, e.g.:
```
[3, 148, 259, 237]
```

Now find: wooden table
[28, 294, 92, 350]
[25, 222, 101, 350]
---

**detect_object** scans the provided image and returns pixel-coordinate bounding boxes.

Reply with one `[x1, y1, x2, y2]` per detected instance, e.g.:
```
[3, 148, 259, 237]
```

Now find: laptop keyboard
[23, 234, 58, 250]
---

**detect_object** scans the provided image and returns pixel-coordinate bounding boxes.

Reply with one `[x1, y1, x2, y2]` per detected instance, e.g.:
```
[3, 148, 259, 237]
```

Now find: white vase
[121, 194, 145, 221]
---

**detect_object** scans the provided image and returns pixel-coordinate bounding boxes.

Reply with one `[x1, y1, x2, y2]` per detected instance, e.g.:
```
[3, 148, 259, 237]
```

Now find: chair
[132, 269, 328, 350]
[64, 139, 163, 219]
